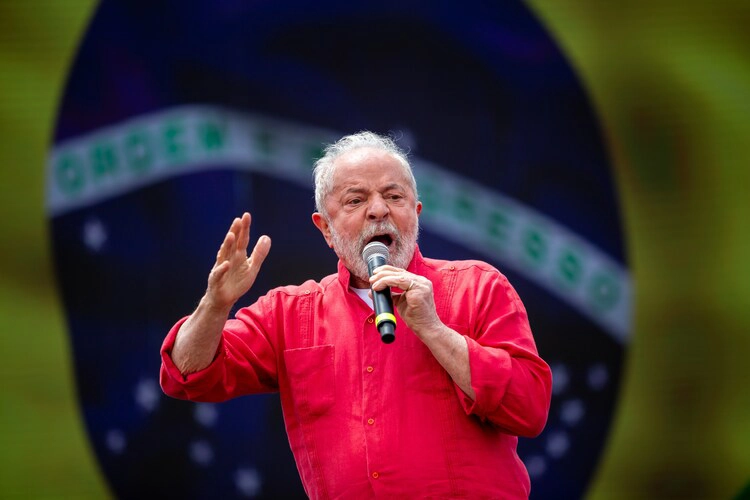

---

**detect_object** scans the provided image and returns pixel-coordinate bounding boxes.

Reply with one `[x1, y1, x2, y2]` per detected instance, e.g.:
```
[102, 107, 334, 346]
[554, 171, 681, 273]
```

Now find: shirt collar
[336, 244, 424, 288]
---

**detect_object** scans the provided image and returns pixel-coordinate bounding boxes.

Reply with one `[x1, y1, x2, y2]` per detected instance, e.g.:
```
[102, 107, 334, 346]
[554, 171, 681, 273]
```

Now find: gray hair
[313, 131, 418, 216]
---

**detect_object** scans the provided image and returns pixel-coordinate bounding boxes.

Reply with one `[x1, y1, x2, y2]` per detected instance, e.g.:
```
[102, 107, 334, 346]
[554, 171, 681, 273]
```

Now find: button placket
[362, 312, 383, 487]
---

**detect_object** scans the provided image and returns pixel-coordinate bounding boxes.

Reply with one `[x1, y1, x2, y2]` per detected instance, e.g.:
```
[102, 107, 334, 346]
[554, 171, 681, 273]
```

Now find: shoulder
[418, 255, 518, 299]
[420, 255, 502, 277]
[263, 273, 340, 300]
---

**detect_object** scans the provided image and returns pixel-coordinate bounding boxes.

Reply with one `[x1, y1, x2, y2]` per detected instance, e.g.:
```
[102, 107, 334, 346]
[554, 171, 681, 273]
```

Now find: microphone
[362, 241, 396, 344]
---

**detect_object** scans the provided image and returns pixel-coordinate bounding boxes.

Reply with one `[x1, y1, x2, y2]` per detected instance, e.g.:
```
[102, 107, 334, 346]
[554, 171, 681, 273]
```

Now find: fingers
[248, 235, 272, 272]
[204, 214, 269, 311]
[369, 266, 423, 293]
[215, 227, 237, 265]
[368, 265, 398, 291]
[215, 213, 252, 265]
[237, 212, 251, 253]
[208, 259, 231, 286]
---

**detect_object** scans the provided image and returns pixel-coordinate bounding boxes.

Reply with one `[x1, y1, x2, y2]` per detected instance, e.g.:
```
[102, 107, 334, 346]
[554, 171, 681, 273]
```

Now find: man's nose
[367, 195, 389, 221]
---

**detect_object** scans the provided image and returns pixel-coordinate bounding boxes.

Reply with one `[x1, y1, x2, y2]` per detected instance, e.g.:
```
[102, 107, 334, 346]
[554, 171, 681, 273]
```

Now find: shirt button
[367, 317, 374, 324]
[366, 366, 374, 373]
[372, 472, 379, 479]
[304, 290, 311, 294]
[367, 418, 374, 425]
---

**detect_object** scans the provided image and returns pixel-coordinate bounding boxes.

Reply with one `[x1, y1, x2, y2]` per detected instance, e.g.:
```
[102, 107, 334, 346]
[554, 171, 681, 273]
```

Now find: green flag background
[1, 1, 748, 498]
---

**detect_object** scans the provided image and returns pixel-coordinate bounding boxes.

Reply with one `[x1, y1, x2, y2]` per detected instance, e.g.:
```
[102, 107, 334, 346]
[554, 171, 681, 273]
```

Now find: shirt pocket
[283, 345, 335, 417]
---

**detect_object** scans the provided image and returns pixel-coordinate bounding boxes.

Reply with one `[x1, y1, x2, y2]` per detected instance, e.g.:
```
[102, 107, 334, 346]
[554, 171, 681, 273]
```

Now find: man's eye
[347, 198, 362, 205]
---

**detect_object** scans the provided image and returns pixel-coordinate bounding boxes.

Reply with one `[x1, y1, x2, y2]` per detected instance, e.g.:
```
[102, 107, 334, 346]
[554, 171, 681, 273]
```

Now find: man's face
[312, 147, 422, 287]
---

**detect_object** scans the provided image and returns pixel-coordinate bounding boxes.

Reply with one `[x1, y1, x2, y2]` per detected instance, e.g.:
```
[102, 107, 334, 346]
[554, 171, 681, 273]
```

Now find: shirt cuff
[159, 316, 225, 400]
[454, 336, 512, 419]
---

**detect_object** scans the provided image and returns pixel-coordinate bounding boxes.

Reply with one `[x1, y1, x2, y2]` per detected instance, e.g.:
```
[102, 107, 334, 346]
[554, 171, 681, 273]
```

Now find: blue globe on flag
[48, 2, 630, 498]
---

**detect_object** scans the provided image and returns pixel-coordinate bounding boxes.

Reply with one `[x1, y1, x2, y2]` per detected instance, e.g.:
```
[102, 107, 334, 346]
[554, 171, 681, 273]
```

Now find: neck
[349, 273, 370, 289]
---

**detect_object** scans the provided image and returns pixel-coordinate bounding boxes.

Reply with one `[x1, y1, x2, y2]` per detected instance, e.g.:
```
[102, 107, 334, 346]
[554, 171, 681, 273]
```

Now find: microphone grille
[362, 241, 390, 263]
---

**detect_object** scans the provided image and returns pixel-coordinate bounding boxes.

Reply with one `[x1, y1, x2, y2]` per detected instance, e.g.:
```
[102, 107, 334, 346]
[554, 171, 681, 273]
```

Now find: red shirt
[161, 247, 552, 499]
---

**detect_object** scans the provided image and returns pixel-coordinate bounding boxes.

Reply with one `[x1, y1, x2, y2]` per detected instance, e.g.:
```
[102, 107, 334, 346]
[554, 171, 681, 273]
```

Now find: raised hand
[205, 212, 271, 312]
[171, 213, 271, 374]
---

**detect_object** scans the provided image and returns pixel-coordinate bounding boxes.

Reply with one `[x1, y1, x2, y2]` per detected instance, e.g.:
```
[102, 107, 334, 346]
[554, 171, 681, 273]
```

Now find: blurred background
[1, 1, 748, 499]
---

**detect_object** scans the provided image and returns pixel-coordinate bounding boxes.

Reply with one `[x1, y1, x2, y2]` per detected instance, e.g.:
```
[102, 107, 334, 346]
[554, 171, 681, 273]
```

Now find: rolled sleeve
[454, 335, 551, 436]
[159, 316, 229, 401]
[451, 268, 552, 436]
[159, 293, 282, 403]
[454, 335, 513, 416]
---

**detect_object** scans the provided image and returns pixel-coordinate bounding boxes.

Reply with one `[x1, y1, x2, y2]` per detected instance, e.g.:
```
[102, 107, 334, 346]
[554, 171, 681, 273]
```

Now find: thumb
[248, 235, 272, 269]
[208, 259, 230, 286]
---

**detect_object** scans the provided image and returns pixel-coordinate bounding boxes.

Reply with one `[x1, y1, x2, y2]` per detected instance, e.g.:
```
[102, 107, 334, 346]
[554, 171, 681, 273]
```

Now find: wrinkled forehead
[329, 147, 413, 193]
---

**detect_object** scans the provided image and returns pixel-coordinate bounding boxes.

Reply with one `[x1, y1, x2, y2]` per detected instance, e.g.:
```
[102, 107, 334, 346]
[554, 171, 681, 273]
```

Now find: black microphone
[362, 241, 396, 344]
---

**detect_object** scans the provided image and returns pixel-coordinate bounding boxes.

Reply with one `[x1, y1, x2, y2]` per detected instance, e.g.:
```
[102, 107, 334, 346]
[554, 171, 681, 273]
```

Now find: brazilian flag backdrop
[1, 1, 749, 499]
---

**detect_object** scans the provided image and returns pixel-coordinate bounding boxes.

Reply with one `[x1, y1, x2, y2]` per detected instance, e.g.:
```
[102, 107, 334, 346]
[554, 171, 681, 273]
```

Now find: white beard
[329, 220, 419, 284]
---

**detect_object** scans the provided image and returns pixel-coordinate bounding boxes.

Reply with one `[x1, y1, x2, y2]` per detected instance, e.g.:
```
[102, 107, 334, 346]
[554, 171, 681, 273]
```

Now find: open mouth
[367, 233, 394, 247]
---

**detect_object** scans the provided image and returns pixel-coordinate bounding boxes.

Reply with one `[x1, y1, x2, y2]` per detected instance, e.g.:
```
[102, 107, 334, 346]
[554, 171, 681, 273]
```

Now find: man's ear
[416, 200, 422, 216]
[311, 212, 334, 248]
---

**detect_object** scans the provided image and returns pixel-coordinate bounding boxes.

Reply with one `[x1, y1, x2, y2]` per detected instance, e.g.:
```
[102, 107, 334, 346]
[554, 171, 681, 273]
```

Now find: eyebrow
[335, 182, 409, 201]
[339, 183, 405, 194]
[381, 183, 406, 192]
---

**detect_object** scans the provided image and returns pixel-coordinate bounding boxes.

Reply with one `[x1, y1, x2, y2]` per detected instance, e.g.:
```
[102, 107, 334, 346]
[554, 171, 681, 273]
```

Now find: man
[160, 131, 553, 498]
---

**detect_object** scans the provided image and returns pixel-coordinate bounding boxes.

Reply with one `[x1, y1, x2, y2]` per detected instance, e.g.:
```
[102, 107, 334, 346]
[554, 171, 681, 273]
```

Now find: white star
[587, 363, 609, 391]
[525, 455, 547, 478]
[83, 218, 107, 252]
[550, 363, 569, 396]
[546, 431, 570, 459]
[235, 467, 262, 497]
[134, 378, 160, 413]
[560, 398, 585, 426]
[194, 403, 219, 427]
[189, 440, 214, 466]
[105, 429, 126, 455]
